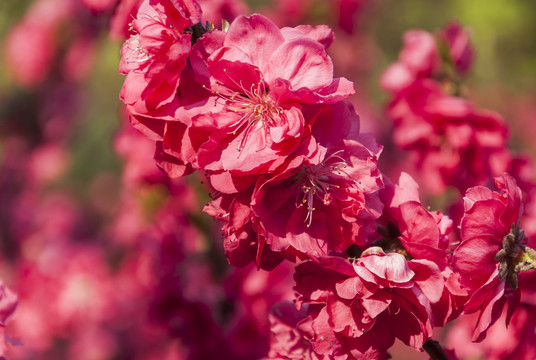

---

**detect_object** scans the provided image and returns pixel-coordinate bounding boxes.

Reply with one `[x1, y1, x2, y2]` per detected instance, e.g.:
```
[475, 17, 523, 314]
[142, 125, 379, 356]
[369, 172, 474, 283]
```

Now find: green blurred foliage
[67, 37, 124, 184]
[62, 38, 123, 216]
[374, 0, 536, 93]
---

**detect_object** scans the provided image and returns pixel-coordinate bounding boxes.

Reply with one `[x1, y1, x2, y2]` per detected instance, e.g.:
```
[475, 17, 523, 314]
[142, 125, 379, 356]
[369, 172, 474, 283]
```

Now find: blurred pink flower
[28, 144, 69, 186]
[81, 0, 118, 12]
[380, 30, 440, 94]
[437, 20, 474, 74]
[197, 0, 248, 24]
[386, 79, 509, 193]
[109, 0, 143, 40]
[265, 302, 315, 360]
[4, 21, 56, 87]
[446, 305, 536, 360]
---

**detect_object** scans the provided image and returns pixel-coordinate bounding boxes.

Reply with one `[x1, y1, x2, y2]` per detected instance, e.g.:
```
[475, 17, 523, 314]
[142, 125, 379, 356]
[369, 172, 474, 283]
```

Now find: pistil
[295, 150, 351, 227]
[494, 222, 536, 290]
[213, 70, 285, 152]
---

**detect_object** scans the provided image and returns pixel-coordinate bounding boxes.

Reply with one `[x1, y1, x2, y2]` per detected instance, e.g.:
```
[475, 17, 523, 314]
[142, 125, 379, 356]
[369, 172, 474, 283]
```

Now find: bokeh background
[0, 0, 535, 359]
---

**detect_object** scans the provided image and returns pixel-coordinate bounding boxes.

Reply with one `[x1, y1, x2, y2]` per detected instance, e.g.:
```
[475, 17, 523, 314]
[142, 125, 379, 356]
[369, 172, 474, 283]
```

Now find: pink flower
[381, 22, 474, 95]
[28, 144, 69, 186]
[225, 262, 295, 331]
[118, 0, 204, 177]
[380, 22, 508, 195]
[0, 283, 18, 358]
[265, 302, 316, 360]
[293, 249, 444, 359]
[437, 20, 474, 74]
[9, 243, 115, 355]
[81, 0, 118, 12]
[203, 190, 286, 270]
[0, 284, 18, 327]
[453, 174, 531, 340]
[4, 21, 56, 87]
[386, 79, 509, 194]
[109, 0, 143, 40]
[24, 0, 76, 28]
[446, 305, 536, 360]
[112, 122, 201, 248]
[119, 0, 202, 133]
[179, 13, 354, 175]
[454, 174, 523, 290]
[377, 173, 468, 326]
[380, 30, 440, 94]
[197, 0, 248, 24]
[205, 101, 383, 266]
[337, 0, 365, 34]
[224, 263, 296, 359]
[62, 34, 97, 82]
[252, 131, 383, 258]
[378, 172, 452, 269]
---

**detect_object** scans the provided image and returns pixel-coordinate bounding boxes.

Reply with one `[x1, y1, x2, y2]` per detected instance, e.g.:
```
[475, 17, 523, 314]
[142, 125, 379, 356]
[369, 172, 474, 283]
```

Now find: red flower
[380, 30, 440, 94]
[378, 173, 468, 326]
[252, 133, 383, 258]
[453, 174, 532, 340]
[386, 79, 509, 193]
[293, 249, 444, 359]
[203, 100, 382, 267]
[204, 189, 286, 270]
[119, 0, 202, 137]
[178, 13, 354, 175]
[437, 20, 474, 74]
[378, 172, 452, 269]
[4, 21, 56, 87]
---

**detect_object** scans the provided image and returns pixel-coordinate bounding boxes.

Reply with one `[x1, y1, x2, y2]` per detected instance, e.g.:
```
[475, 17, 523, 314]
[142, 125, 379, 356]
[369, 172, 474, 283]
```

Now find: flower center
[124, 34, 150, 66]
[295, 150, 349, 227]
[214, 70, 284, 152]
[374, 222, 411, 259]
[124, 12, 185, 68]
[495, 221, 536, 289]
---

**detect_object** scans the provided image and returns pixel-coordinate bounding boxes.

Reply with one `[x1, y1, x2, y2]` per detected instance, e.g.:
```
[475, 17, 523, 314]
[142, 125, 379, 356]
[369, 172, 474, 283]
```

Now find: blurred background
[0, 0, 535, 359]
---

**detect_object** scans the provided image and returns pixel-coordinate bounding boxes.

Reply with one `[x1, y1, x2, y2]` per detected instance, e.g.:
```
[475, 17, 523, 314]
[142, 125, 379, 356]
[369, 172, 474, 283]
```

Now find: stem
[423, 339, 450, 360]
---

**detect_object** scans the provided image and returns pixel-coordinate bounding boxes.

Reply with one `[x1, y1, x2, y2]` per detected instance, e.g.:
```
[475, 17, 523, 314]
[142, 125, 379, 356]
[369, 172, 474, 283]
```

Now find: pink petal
[360, 252, 415, 283]
[265, 37, 333, 91]
[452, 236, 499, 290]
[335, 277, 359, 300]
[408, 259, 444, 304]
[361, 291, 391, 319]
[224, 14, 285, 75]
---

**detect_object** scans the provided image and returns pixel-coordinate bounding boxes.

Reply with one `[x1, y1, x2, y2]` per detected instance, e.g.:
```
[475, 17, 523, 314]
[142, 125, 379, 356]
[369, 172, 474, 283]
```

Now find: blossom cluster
[1, 0, 536, 359]
[115, 0, 536, 359]
[118, 1, 384, 270]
